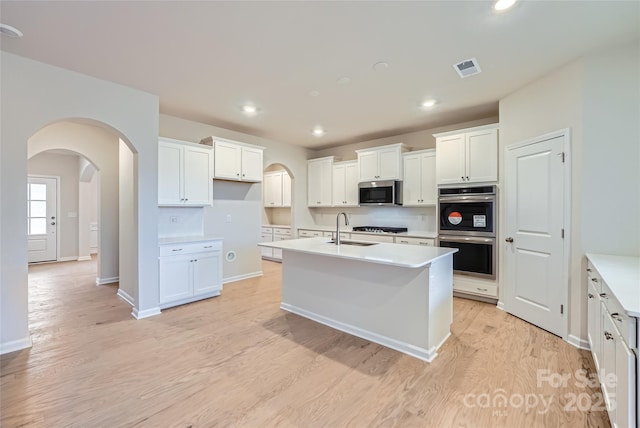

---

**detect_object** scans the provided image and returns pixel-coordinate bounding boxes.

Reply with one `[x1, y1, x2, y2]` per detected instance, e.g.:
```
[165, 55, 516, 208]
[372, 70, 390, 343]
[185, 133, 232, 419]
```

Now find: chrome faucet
[335, 212, 349, 245]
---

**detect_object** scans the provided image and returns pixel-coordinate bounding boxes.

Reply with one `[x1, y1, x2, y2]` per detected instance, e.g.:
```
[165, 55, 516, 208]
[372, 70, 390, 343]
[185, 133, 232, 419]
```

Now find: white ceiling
[1, 1, 638, 149]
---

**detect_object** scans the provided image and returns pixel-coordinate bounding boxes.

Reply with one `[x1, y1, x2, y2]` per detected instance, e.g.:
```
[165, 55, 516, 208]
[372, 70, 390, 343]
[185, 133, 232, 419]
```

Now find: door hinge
[561, 228, 564, 239]
[561, 304, 564, 315]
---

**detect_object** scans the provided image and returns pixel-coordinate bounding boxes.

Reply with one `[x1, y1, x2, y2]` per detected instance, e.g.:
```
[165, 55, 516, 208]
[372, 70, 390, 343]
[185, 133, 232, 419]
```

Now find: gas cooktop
[352, 226, 408, 234]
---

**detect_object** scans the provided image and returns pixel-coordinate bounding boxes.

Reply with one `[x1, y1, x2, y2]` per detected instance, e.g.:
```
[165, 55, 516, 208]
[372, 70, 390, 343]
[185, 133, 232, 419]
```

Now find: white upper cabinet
[308, 157, 334, 207]
[263, 170, 291, 207]
[434, 124, 498, 185]
[158, 138, 213, 206]
[355, 143, 407, 182]
[211, 138, 264, 182]
[332, 161, 359, 206]
[403, 149, 436, 206]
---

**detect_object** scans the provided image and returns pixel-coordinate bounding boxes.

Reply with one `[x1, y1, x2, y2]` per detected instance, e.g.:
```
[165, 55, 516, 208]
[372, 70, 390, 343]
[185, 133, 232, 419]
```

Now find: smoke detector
[453, 58, 481, 78]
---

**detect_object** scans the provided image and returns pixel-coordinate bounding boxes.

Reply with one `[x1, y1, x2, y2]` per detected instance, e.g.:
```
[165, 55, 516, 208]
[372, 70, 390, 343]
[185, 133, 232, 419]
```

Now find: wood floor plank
[1, 259, 610, 427]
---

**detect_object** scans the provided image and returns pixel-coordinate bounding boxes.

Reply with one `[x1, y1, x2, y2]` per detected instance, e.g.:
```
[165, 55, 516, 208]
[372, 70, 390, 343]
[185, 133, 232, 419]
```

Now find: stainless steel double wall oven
[437, 186, 496, 279]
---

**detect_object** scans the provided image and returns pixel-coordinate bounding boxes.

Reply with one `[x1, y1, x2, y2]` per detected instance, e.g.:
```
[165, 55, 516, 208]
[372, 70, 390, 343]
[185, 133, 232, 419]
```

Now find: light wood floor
[1, 259, 609, 427]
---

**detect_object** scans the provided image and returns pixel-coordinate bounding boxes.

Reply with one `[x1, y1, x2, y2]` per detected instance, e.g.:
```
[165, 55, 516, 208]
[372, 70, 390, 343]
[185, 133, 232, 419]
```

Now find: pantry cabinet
[332, 161, 359, 206]
[403, 149, 436, 206]
[264, 171, 291, 207]
[158, 239, 223, 308]
[212, 138, 264, 182]
[355, 143, 407, 181]
[308, 157, 335, 207]
[158, 138, 213, 206]
[434, 124, 498, 185]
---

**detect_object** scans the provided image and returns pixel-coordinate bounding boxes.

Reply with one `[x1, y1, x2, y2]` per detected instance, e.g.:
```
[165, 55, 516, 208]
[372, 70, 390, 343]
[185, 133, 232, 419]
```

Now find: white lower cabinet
[260, 226, 291, 261]
[159, 240, 222, 308]
[586, 256, 637, 428]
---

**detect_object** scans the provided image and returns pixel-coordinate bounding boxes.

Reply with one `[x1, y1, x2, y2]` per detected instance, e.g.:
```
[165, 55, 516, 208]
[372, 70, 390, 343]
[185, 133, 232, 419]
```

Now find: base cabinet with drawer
[586, 254, 638, 428]
[260, 226, 291, 261]
[159, 239, 223, 309]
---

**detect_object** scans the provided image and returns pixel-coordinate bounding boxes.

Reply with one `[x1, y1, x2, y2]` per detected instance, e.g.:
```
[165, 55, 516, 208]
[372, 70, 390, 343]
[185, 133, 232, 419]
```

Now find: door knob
[505, 237, 514, 243]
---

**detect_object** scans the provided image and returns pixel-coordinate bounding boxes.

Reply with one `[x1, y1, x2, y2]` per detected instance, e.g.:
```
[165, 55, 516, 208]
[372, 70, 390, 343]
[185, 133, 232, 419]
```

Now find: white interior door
[28, 176, 58, 263]
[504, 133, 567, 337]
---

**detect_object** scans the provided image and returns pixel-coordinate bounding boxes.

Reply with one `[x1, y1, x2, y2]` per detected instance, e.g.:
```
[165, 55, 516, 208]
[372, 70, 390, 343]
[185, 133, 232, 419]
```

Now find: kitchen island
[259, 237, 457, 362]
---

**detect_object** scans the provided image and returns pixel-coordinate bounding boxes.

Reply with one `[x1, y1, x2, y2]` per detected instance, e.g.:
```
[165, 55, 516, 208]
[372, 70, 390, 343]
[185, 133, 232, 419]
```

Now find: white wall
[78, 160, 97, 260]
[118, 139, 137, 304]
[28, 152, 81, 260]
[1, 52, 159, 354]
[582, 41, 640, 256]
[28, 122, 120, 284]
[498, 41, 640, 343]
[159, 114, 314, 282]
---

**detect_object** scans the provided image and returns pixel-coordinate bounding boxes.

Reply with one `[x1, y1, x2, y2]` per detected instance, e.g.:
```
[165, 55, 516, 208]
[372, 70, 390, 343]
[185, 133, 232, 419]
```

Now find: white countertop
[297, 225, 437, 239]
[586, 253, 640, 317]
[262, 224, 291, 229]
[260, 237, 456, 268]
[159, 235, 223, 245]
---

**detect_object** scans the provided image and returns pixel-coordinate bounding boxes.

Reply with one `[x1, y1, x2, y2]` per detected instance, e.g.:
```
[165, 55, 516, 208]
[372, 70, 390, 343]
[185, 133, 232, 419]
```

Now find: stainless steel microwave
[358, 180, 403, 206]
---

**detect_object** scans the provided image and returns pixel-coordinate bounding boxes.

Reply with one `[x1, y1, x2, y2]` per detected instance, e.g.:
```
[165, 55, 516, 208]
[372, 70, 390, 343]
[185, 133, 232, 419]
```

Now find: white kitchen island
[259, 237, 458, 362]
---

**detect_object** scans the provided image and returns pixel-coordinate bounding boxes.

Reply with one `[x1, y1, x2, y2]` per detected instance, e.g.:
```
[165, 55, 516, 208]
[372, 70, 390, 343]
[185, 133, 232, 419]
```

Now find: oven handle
[438, 235, 495, 244]
[438, 195, 495, 202]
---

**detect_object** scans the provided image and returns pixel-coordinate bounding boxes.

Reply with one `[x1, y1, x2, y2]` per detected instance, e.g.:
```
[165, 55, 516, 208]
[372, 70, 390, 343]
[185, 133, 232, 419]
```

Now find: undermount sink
[328, 240, 378, 247]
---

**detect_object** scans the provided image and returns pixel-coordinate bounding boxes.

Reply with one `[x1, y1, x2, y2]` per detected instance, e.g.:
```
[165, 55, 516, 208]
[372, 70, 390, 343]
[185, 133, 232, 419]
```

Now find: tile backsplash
[310, 206, 437, 232]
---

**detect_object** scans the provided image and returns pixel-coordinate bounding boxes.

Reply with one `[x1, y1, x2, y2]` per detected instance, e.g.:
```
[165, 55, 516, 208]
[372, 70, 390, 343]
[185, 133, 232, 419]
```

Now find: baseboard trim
[59, 256, 78, 262]
[223, 271, 263, 284]
[132, 307, 161, 320]
[496, 301, 505, 311]
[117, 289, 135, 307]
[280, 302, 439, 363]
[567, 334, 590, 350]
[96, 276, 119, 286]
[77, 255, 92, 261]
[0, 336, 33, 355]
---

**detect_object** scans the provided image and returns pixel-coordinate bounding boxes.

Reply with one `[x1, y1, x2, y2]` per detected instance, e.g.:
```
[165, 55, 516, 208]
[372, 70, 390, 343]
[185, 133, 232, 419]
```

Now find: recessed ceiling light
[0, 23, 23, 38]
[421, 99, 437, 108]
[337, 76, 351, 85]
[494, 0, 517, 11]
[312, 127, 326, 137]
[373, 61, 389, 71]
[241, 104, 259, 115]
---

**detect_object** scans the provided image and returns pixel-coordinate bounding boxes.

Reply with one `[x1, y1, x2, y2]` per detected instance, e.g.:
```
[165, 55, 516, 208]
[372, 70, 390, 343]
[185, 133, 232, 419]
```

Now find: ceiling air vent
[453, 58, 481, 78]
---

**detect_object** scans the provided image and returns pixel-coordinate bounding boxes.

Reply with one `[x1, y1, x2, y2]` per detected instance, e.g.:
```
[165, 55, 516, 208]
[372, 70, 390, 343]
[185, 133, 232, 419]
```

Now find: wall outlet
[226, 214, 232, 223]
[169, 216, 178, 224]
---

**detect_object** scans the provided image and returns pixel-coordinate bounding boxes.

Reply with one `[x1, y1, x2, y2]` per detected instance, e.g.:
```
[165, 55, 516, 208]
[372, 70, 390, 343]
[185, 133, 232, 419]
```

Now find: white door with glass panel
[28, 176, 57, 263]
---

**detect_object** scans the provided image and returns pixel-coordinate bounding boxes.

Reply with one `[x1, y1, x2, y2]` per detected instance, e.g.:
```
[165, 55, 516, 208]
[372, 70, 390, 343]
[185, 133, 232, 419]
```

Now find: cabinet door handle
[599, 293, 607, 298]
[466, 176, 469, 181]
[586, 268, 592, 272]
[591, 278, 598, 283]
[461, 176, 465, 181]
[604, 331, 614, 341]
[588, 293, 594, 299]
[611, 313, 623, 322]
[172, 248, 183, 252]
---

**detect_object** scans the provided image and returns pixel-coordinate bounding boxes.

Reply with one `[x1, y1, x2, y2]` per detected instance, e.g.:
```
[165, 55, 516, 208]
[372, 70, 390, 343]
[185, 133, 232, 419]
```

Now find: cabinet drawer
[159, 240, 221, 257]
[350, 233, 394, 243]
[601, 282, 637, 348]
[273, 228, 291, 236]
[261, 226, 274, 234]
[299, 229, 323, 238]
[586, 261, 602, 294]
[453, 276, 498, 298]
[274, 235, 290, 242]
[395, 237, 435, 246]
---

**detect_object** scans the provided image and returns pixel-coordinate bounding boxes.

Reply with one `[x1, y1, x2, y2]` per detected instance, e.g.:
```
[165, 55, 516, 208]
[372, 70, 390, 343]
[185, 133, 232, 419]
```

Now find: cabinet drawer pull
[476, 287, 488, 292]
[399, 240, 409, 244]
[203, 245, 213, 248]
[599, 293, 607, 298]
[172, 248, 183, 252]
[419, 242, 429, 245]
[587, 293, 594, 299]
[610, 313, 623, 322]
